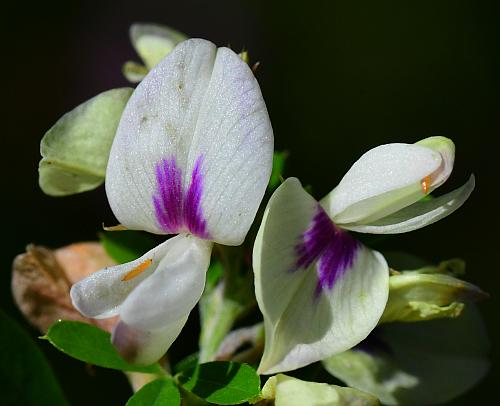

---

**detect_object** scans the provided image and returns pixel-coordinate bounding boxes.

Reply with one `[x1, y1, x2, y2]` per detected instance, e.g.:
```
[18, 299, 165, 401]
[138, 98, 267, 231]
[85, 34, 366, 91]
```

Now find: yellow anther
[122, 259, 153, 281]
[421, 175, 432, 195]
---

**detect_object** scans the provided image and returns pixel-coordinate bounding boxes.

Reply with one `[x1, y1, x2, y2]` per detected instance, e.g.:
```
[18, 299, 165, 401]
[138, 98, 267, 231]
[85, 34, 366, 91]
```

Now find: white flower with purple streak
[70, 38, 273, 365]
[254, 137, 474, 374]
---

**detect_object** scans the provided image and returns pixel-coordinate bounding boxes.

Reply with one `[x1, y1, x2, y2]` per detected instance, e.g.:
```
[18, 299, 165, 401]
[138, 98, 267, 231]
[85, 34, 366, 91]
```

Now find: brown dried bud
[12, 243, 117, 333]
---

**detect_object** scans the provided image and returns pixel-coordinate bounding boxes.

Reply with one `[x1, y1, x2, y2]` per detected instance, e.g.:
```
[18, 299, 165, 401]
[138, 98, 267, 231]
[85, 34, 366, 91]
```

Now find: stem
[198, 245, 255, 362]
[198, 282, 245, 362]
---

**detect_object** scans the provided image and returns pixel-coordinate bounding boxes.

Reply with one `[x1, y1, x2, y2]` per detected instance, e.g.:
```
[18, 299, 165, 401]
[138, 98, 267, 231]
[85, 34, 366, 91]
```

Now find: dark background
[2, 0, 499, 404]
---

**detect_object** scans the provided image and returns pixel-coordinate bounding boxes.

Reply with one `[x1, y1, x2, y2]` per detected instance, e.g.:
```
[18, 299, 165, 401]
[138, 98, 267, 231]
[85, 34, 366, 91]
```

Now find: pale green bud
[380, 259, 487, 323]
[257, 374, 379, 406]
[39, 88, 132, 196]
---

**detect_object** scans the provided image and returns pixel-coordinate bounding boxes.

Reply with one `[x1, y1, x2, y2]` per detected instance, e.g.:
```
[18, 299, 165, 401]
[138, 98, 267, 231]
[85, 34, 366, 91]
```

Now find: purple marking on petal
[184, 156, 210, 238]
[294, 205, 360, 295]
[152, 155, 210, 238]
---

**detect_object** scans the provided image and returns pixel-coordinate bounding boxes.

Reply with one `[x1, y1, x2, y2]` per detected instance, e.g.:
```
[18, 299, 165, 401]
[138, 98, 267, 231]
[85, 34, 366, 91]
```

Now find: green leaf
[0, 310, 68, 406]
[99, 230, 157, 264]
[39, 88, 133, 196]
[126, 379, 180, 406]
[268, 151, 288, 190]
[45, 320, 162, 373]
[177, 362, 261, 405]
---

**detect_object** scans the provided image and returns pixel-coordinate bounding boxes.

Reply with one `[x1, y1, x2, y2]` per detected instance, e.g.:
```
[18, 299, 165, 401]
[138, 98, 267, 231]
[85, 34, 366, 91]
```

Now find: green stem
[198, 245, 255, 362]
[198, 282, 245, 362]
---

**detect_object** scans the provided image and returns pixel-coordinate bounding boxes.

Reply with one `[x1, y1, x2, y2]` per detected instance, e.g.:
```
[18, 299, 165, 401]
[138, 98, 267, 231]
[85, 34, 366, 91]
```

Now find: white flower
[254, 137, 473, 374]
[70, 38, 273, 365]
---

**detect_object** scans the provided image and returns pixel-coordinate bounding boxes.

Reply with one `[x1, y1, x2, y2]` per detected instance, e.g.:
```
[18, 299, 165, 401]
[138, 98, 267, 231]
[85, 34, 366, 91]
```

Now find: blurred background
[2, 0, 499, 404]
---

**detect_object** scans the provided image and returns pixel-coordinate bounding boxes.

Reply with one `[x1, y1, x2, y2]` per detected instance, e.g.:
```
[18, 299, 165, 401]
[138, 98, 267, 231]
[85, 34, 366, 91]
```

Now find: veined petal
[254, 178, 389, 374]
[186, 46, 273, 245]
[70, 240, 172, 319]
[321, 140, 454, 225]
[107, 39, 273, 245]
[130, 23, 188, 69]
[107, 39, 216, 235]
[119, 234, 212, 329]
[342, 175, 474, 234]
[114, 234, 212, 363]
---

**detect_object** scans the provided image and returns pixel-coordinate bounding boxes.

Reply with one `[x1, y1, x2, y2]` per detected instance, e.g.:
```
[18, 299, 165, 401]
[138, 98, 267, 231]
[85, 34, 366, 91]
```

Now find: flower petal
[112, 234, 212, 363]
[341, 175, 474, 234]
[321, 141, 450, 225]
[185, 47, 274, 244]
[107, 39, 273, 245]
[415, 136, 455, 188]
[119, 234, 212, 329]
[130, 23, 187, 69]
[70, 240, 172, 319]
[112, 316, 188, 365]
[39, 88, 133, 196]
[254, 178, 389, 374]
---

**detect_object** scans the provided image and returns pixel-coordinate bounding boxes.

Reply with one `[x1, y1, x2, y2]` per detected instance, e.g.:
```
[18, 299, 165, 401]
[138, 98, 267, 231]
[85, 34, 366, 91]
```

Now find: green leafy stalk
[198, 246, 255, 363]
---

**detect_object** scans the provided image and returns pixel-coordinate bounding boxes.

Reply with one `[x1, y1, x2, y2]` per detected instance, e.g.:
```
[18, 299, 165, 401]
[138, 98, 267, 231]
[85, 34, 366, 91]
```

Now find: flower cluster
[27, 23, 487, 406]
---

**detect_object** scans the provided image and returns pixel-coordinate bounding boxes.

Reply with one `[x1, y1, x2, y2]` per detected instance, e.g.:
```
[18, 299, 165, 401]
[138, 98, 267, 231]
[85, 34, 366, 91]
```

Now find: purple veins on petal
[294, 205, 360, 295]
[152, 155, 210, 238]
[153, 158, 183, 232]
[184, 157, 210, 238]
